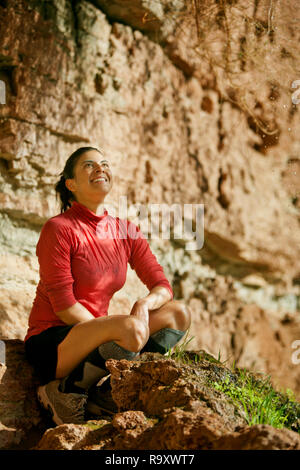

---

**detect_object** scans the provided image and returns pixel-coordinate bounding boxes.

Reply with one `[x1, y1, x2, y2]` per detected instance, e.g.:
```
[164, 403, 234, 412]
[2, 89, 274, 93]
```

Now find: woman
[24, 146, 191, 425]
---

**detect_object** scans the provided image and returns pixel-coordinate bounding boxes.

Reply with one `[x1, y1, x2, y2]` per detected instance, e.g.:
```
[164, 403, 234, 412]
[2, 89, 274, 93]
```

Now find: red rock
[215, 424, 300, 450]
[0, 340, 44, 449]
[34, 353, 300, 450]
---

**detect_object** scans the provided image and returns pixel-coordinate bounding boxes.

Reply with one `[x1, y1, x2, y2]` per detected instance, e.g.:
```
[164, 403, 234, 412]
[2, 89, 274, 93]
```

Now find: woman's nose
[94, 162, 105, 171]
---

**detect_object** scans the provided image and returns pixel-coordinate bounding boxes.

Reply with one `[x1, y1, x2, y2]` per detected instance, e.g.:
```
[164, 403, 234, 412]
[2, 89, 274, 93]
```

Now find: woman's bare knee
[176, 303, 191, 331]
[55, 314, 150, 377]
[168, 301, 191, 331]
[55, 315, 131, 377]
[118, 316, 149, 352]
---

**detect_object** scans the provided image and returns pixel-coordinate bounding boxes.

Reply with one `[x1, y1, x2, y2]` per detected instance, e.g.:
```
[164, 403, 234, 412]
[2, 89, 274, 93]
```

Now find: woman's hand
[130, 299, 149, 326]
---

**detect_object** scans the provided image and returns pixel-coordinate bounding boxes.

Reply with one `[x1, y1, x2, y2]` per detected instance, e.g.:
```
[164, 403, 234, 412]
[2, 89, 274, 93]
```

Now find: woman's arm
[140, 285, 172, 311]
[55, 302, 95, 325]
[127, 222, 174, 302]
[130, 286, 172, 325]
[37, 221, 96, 325]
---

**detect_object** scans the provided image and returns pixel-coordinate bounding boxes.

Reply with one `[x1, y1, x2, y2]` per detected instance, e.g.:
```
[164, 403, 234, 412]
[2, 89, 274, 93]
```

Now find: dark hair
[55, 146, 102, 213]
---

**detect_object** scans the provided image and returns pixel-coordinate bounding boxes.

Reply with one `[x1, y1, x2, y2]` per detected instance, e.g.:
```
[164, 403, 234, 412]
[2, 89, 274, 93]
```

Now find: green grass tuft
[165, 328, 195, 363]
[164, 337, 300, 433]
[211, 368, 300, 432]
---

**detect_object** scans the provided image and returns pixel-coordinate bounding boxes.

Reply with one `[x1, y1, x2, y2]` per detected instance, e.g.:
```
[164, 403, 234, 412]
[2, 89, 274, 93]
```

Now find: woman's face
[65, 150, 113, 203]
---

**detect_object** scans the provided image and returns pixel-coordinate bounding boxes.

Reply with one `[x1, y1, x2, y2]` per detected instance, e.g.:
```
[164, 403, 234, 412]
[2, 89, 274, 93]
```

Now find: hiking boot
[37, 379, 88, 426]
[86, 383, 118, 416]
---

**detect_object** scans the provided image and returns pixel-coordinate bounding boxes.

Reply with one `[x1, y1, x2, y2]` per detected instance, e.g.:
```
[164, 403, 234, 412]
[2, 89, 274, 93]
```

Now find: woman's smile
[91, 175, 109, 183]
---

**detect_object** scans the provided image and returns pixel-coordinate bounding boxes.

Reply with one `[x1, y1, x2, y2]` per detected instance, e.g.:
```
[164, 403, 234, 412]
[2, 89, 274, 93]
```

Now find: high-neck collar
[70, 200, 108, 223]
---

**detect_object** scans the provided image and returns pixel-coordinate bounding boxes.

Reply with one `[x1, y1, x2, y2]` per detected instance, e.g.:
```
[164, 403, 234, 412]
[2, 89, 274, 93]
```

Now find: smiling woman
[65, 152, 113, 214]
[54, 147, 113, 214]
[24, 146, 191, 426]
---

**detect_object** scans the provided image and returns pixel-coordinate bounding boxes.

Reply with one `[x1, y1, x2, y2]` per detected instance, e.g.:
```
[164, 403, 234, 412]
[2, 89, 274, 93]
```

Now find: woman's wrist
[141, 286, 171, 311]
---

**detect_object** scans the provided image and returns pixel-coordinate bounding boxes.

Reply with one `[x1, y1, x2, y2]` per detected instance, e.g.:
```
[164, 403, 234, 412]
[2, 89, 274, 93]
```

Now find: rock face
[34, 352, 300, 450]
[35, 415, 300, 451]
[0, 339, 45, 449]
[0, 0, 300, 410]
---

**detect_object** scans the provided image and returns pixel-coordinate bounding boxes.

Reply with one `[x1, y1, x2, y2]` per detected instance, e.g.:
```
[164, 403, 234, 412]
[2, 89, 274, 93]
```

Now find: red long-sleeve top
[24, 200, 173, 341]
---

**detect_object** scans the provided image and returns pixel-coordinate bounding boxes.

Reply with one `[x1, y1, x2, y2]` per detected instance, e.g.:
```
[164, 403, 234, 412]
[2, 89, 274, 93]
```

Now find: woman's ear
[65, 178, 75, 192]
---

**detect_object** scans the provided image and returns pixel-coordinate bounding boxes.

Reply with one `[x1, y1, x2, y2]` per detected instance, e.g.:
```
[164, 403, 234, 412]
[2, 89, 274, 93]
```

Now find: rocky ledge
[1, 340, 300, 450]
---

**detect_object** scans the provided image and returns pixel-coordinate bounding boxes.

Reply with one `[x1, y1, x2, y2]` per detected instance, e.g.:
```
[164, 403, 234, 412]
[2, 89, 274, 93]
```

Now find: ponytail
[54, 172, 75, 214]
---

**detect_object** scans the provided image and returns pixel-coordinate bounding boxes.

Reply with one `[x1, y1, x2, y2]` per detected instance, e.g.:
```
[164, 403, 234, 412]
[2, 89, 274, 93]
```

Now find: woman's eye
[85, 162, 109, 169]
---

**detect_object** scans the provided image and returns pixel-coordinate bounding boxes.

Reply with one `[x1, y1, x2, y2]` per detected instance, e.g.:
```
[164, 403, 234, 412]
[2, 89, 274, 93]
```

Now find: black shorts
[25, 325, 74, 385]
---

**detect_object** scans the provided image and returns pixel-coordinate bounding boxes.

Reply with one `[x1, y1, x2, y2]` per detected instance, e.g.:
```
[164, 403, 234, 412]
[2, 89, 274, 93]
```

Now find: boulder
[0, 339, 46, 449]
[34, 352, 300, 450]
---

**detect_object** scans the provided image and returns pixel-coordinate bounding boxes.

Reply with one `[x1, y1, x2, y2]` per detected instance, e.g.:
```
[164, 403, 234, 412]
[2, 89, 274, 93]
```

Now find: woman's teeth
[93, 177, 107, 182]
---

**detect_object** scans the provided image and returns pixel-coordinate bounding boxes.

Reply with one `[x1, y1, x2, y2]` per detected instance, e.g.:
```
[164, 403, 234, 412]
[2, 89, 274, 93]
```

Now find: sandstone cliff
[0, 0, 299, 417]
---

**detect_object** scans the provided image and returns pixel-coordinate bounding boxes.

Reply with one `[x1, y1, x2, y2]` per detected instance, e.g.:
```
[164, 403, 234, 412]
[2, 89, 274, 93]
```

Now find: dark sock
[59, 347, 108, 394]
[140, 327, 187, 355]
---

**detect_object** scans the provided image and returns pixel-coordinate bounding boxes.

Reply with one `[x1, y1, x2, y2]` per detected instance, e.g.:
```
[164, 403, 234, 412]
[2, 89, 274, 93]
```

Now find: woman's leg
[56, 300, 191, 378]
[141, 300, 192, 355]
[56, 314, 149, 378]
[148, 299, 191, 334]
[36, 315, 148, 425]
[37, 301, 191, 425]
